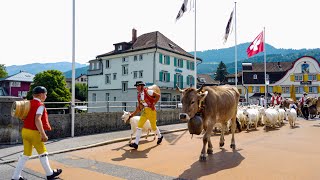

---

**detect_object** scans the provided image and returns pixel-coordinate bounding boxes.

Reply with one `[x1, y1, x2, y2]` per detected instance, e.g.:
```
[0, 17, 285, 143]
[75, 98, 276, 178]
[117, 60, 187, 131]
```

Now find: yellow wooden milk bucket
[11, 100, 31, 120]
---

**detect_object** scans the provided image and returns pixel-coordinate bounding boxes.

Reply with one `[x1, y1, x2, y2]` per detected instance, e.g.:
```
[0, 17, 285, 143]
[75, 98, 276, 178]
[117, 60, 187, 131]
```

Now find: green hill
[63, 66, 89, 78]
[191, 43, 320, 74]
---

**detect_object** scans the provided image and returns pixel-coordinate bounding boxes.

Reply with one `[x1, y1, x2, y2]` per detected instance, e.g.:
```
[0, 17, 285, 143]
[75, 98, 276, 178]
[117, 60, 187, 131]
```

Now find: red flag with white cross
[247, 31, 264, 58]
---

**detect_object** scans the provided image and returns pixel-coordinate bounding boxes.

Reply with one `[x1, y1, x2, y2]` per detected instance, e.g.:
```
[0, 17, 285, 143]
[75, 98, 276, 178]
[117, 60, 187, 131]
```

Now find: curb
[0, 128, 187, 165]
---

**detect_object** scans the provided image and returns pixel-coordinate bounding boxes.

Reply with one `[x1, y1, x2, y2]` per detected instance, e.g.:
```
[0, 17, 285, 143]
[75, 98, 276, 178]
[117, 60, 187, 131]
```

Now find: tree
[27, 70, 71, 108]
[214, 61, 228, 84]
[0, 64, 8, 78]
[74, 83, 87, 101]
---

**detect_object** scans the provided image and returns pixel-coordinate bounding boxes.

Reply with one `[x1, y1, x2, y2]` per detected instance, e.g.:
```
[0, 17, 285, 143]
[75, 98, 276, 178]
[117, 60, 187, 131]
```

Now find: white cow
[285, 108, 297, 128]
[121, 110, 156, 143]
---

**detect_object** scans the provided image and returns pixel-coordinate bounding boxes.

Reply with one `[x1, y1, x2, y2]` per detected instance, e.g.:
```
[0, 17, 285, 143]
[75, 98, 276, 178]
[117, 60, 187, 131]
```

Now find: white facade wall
[246, 56, 320, 104]
[88, 48, 197, 112]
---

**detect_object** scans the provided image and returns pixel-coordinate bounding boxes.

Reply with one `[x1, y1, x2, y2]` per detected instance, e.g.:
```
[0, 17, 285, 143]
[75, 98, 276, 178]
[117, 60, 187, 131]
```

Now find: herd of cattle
[177, 85, 319, 161]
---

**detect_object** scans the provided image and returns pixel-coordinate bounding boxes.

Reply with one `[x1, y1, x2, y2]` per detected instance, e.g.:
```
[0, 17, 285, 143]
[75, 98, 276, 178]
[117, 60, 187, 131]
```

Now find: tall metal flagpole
[194, 0, 197, 88]
[234, 2, 238, 88]
[264, 27, 267, 108]
[71, 0, 75, 137]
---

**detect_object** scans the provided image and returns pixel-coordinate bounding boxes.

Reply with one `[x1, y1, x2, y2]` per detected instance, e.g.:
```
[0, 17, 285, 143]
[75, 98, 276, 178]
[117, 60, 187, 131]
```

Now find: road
[1, 118, 320, 180]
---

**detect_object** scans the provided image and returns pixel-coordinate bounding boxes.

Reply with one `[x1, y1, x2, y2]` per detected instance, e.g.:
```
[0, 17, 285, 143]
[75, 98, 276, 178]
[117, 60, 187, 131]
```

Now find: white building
[87, 29, 201, 112]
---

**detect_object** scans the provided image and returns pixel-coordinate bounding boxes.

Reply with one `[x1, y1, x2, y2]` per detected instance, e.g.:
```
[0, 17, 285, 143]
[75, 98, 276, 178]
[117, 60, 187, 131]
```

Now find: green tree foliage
[0, 64, 8, 78]
[27, 70, 71, 108]
[214, 61, 228, 83]
[74, 83, 87, 101]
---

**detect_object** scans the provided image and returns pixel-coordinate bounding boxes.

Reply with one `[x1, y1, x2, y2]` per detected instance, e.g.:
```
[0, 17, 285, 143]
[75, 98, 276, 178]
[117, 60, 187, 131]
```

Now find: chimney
[132, 28, 137, 44]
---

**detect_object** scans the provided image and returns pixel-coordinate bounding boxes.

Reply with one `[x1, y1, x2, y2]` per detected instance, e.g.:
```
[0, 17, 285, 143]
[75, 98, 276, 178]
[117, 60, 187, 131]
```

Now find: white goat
[285, 108, 297, 128]
[121, 110, 156, 144]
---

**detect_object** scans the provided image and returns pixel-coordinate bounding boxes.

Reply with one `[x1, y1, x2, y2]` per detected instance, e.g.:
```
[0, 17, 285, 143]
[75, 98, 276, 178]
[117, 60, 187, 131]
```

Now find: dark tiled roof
[248, 62, 293, 72]
[96, 31, 201, 61]
[197, 74, 219, 84]
[226, 72, 242, 78]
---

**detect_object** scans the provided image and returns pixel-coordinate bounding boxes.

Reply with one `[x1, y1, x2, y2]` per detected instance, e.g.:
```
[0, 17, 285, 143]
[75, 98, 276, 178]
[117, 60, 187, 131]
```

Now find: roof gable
[1, 71, 34, 82]
[96, 31, 200, 60]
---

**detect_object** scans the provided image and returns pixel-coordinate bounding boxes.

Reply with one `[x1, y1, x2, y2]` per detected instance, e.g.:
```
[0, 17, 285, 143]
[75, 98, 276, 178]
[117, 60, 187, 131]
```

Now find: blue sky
[1, 0, 319, 66]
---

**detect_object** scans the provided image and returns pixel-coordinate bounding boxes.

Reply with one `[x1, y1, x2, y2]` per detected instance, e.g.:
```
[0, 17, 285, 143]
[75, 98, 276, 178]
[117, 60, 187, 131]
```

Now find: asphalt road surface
[1, 118, 320, 180]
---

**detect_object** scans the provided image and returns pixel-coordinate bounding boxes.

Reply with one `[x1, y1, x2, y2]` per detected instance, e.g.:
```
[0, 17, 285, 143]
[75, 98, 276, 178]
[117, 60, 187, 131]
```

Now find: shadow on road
[176, 148, 245, 180]
[111, 140, 158, 161]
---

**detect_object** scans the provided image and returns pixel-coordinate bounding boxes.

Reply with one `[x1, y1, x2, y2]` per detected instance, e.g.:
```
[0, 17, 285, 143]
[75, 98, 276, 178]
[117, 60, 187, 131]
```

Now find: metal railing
[44, 100, 182, 114]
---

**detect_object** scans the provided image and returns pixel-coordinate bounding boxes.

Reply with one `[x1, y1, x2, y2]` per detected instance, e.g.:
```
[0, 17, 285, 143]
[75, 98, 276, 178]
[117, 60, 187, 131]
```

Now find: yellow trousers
[138, 107, 157, 131]
[21, 128, 47, 156]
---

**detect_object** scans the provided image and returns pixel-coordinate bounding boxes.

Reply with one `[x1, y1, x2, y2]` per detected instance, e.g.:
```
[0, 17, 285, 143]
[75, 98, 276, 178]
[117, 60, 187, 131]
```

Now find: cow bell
[188, 115, 203, 135]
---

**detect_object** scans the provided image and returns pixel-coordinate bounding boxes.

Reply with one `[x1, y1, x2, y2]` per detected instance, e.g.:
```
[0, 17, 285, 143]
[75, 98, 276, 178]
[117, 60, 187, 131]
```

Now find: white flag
[176, 0, 189, 21]
[223, 10, 234, 44]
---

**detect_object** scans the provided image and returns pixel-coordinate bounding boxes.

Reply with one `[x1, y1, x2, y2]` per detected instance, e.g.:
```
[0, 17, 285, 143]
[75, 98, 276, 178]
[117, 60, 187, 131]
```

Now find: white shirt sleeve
[147, 90, 154, 96]
[36, 106, 45, 115]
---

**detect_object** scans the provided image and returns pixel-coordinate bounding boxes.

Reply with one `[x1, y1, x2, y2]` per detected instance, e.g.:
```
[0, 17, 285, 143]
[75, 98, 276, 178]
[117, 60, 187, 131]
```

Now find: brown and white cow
[177, 85, 240, 161]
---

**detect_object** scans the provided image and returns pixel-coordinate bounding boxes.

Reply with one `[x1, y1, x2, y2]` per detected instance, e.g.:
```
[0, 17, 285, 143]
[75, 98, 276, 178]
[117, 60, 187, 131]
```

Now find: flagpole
[234, 1, 237, 88]
[194, 0, 197, 88]
[71, 0, 75, 137]
[264, 27, 267, 108]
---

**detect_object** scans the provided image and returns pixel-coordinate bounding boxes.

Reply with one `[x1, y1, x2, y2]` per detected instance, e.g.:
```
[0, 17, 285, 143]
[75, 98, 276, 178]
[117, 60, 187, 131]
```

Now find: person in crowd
[12, 86, 62, 180]
[128, 81, 163, 149]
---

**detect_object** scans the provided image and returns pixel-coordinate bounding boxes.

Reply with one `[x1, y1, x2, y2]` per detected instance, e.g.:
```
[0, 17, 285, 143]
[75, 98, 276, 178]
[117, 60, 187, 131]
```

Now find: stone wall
[0, 97, 182, 144]
[0, 97, 24, 144]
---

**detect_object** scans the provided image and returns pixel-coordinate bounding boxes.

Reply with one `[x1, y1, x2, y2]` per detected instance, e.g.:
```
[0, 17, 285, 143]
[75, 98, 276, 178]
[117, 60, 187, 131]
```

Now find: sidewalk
[0, 123, 187, 164]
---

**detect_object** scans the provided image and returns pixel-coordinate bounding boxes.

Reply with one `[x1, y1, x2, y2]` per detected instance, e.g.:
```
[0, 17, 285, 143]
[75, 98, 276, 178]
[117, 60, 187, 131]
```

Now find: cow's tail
[236, 117, 242, 132]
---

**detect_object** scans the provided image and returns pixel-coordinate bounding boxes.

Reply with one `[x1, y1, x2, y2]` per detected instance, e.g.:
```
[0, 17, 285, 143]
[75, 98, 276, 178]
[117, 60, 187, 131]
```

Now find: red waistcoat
[138, 88, 156, 110]
[23, 99, 52, 131]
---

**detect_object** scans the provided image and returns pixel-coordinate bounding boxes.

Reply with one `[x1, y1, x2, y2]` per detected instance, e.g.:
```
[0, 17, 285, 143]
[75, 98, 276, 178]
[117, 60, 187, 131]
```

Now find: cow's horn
[196, 84, 205, 92]
[176, 84, 184, 93]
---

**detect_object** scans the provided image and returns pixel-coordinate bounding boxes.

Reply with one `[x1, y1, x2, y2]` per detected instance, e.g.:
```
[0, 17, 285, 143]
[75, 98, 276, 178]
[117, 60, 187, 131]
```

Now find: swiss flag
[247, 31, 264, 58]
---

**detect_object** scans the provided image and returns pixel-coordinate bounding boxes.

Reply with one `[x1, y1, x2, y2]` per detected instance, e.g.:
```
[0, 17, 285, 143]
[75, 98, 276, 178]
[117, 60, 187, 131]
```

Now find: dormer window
[118, 45, 122, 51]
[253, 74, 257, 79]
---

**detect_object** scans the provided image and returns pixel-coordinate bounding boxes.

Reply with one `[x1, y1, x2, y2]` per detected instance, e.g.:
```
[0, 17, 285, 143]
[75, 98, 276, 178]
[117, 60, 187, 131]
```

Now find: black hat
[134, 81, 146, 86]
[303, 92, 308, 95]
[32, 86, 47, 94]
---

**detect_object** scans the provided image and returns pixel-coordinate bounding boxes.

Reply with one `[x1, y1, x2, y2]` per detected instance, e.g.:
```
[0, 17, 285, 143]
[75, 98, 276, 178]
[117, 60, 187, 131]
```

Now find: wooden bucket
[11, 100, 30, 120]
[147, 84, 161, 95]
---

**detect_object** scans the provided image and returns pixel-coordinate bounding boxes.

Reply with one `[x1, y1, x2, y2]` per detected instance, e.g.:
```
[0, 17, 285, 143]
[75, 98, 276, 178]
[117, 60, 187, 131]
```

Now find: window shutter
[174, 58, 177, 67]
[318, 86, 320, 93]
[317, 74, 320, 81]
[187, 76, 190, 85]
[304, 85, 309, 93]
[260, 86, 265, 93]
[277, 86, 282, 93]
[192, 62, 195, 70]
[167, 73, 170, 82]
[290, 74, 294, 81]
[187, 61, 190, 69]
[166, 56, 170, 65]
[248, 86, 253, 93]
[159, 53, 163, 64]
[303, 74, 308, 82]
[174, 74, 177, 87]
[180, 75, 184, 88]
[181, 60, 184, 68]
[191, 76, 195, 85]
[159, 71, 163, 81]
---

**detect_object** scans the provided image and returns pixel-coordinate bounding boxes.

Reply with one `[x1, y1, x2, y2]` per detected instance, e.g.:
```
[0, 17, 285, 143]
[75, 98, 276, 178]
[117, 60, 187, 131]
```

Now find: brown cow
[177, 85, 240, 161]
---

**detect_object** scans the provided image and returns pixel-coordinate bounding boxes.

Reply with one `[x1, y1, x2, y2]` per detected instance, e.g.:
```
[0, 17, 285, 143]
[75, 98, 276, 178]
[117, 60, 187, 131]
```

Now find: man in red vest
[12, 86, 62, 180]
[270, 92, 278, 107]
[277, 92, 283, 107]
[128, 81, 163, 149]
